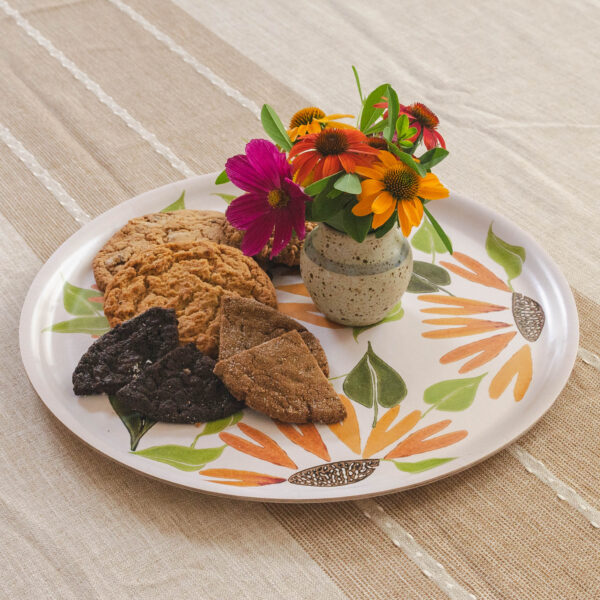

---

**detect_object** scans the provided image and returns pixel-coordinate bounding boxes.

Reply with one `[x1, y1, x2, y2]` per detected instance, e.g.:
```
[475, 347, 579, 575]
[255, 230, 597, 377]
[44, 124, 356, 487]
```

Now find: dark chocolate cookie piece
[72, 307, 179, 395]
[115, 344, 244, 423]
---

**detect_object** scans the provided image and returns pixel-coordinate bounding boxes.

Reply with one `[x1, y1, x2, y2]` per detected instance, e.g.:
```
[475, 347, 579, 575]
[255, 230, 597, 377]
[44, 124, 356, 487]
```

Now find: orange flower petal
[219, 423, 297, 469]
[418, 172, 449, 200]
[372, 191, 394, 214]
[352, 198, 375, 217]
[278, 302, 345, 329]
[355, 165, 386, 179]
[328, 395, 361, 455]
[440, 331, 517, 373]
[200, 469, 286, 487]
[397, 202, 413, 236]
[360, 179, 385, 198]
[385, 420, 468, 459]
[275, 423, 330, 461]
[372, 201, 396, 228]
[440, 252, 511, 293]
[489, 344, 533, 401]
[378, 150, 399, 169]
[418, 295, 508, 315]
[363, 408, 421, 458]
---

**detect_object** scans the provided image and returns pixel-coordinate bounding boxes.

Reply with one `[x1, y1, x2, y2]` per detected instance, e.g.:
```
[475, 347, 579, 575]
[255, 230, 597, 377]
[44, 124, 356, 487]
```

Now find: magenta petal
[245, 139, 288, 189]
[226, 154, 269, 193]
[226, 193, 271, 229]
[281, 178, 308, 239]
[240, 212, 275, 256]
[271, 210, 294, 258]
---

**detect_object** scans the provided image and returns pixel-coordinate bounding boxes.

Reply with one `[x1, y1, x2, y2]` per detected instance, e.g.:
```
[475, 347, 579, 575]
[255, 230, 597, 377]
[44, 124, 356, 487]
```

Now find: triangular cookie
[214, 331, 345, 424]
[218, 296, 329, 376]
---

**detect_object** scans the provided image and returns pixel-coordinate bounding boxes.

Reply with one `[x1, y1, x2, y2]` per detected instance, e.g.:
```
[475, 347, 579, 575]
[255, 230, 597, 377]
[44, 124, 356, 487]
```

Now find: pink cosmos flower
[225, 139, 310, 258]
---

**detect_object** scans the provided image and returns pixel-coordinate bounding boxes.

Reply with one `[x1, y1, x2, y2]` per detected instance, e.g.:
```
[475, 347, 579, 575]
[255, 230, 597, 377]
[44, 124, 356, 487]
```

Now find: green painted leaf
[423, 206, 453, 254]
[261, 104, 292, 151]
[407, 261, 451, 293]
[353, 302, 404, 341]
[359, 83, 388, 132]
[63, 282, 101, 316]
[419, 148, 449, 170]
[485, 224, 526, 286]
[383, 85, 399, 142]
[109, 395, 155, 451]
[411, 218, 448, 255]
[212, 193, 236, 205]
[342, 208, 372, 243]
[199, 411, 244, 437]
[392, 457, 455, 473]
[161, 191, 186, 213]
[343, 342, 407, 408]
[423, 374, 485, 412]
[215, 169, 230, 185]
[386, 143, 427, 176]
[44, 316, 110, 335]
[132, 444, 225, 471]
[334, 173, 362, 194]
[304, 172, 341, 196]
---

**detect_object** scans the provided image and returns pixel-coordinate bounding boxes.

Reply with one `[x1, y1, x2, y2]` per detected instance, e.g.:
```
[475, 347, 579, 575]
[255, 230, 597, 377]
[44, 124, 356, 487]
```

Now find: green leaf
[353, 302, 404, 341]
[334, 173, 362, 194]
[359, 83, 388, 132]
[365, 120, 388, 135]
[132, 444, 226, 471]
[260, 104, 292, 152]
[386, 143, 427, 176]
[161, 191, 186, 213]
[418, 148, 449, 170]
[423, 206, 453, 254]
[311, 194, 343, 222]
[423, 374, 485, 412]
[383, 85, 399, 142]
[485, 223, 526, 287]
[374, 210, 398, 238]
[63, 282, 101, 316]
[343, 342, 407, 408]
[352, 65, 363, 103]
[215, 169, 230, 185]
[407, 261, 451, 293]
[199, 411, 244, 436]
[109, 395, 155, 451]
[391, 457, 455, 473]
[44, 316, 110, 335]
[342, 207, 372, 243]
[396, 114, 409, 138]
[212, 193, 236, 205]
[411, 218, 448, 255]
[398, 139, 413, 148]
[303, 172, 341, 196]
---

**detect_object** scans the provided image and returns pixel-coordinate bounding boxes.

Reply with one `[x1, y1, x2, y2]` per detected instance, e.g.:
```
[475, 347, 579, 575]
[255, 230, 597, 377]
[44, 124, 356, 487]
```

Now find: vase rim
[319, 222, 403, 240]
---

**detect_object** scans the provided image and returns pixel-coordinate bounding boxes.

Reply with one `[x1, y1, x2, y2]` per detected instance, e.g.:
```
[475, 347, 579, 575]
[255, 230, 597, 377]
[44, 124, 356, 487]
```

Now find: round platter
[19, 173, 579, 502]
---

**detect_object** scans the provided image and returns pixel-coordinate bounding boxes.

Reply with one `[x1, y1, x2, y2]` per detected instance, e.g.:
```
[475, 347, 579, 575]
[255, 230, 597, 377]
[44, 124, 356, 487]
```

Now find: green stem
[437, 286, 456, 297]
[372, 402, 379, 428]
[431, 248, 436, 264]
[328, 373, 349, 381]
[420, 405, 436, 420]
[190, 432, 203, 448]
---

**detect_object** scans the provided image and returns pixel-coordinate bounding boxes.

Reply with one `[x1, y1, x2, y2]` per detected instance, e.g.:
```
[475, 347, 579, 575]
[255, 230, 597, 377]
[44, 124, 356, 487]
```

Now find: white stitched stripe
[0, 123, 91, 225]
[357, 498, 478, 600]
[0, 0, 195, 179]
[106, 0, 261, 120]
[509, 445, 600, 528]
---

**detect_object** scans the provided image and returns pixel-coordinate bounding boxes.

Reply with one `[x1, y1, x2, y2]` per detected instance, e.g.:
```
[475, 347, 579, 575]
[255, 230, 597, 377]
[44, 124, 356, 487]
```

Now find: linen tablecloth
[1, 1, 599, 598]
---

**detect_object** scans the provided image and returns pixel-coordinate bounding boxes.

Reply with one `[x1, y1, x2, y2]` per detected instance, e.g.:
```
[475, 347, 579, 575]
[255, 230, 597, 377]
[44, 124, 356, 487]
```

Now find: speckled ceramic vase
[300, 224, 413, 327]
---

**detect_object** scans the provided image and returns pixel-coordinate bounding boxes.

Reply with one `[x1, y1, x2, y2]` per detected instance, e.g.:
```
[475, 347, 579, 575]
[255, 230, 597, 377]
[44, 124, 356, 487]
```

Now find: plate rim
[19, 173, 580, 503]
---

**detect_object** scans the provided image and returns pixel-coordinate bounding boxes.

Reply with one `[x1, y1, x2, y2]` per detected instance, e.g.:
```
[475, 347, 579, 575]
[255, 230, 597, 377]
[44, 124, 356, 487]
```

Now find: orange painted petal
[363, 408, 421, 458]
[385, 420, 468, 459]
[440, 252, 511, 292]
[219, 423, 297, 469]
[418, 295, 508, 315]
[278, 302, 345, 328]
[372, 191, 394, 214]
[276, 283, 311, 297]
[489, 344, 533, 401]
[200, 469, 286, 487]
[440, 331, 517, 373]
[372, 202, 396, 228]
[275, 423, 330, 461]
[328, 395, 361, 454]
[418, 173, 449, 200]
[422, 317, 511, 338]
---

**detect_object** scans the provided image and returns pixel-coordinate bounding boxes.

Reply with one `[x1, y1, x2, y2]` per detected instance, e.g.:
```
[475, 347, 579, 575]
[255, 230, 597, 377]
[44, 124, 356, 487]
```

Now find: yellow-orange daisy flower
[287, 107, 355, 142]
[352, 151, 449, 233]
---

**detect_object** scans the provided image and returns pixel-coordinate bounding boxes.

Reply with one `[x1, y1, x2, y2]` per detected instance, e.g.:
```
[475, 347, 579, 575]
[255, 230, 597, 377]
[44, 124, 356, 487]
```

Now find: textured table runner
[1, 1, 599, 598]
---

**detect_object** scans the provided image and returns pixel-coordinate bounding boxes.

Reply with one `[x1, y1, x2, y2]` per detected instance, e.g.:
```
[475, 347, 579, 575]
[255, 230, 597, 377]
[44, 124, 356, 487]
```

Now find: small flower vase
[299, 224, 413, 327]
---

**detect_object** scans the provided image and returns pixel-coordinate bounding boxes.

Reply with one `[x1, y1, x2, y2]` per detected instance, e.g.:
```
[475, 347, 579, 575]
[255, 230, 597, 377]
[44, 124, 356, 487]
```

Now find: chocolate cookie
[102, 241, 277, 357]
[115, 344, 243, 423]
[72, 307, 179, 395]
[214, 331, 346, 424]
[219, 296, 329, 376]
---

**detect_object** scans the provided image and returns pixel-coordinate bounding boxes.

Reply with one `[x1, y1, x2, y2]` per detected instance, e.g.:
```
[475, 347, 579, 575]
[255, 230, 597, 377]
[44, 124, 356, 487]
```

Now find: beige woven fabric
[1, 0, 599, 598]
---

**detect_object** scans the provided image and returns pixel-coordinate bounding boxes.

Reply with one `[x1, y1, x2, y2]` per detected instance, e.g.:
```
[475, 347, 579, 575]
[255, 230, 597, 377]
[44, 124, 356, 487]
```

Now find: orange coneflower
[289, 128, 379, 184]
[352, 151, 449, 232]
[287, 107, 354, 142]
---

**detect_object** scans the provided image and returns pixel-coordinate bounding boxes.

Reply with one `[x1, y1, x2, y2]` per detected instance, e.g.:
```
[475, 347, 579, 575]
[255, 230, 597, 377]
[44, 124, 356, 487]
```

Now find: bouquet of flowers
[216, 68, 452, 259]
